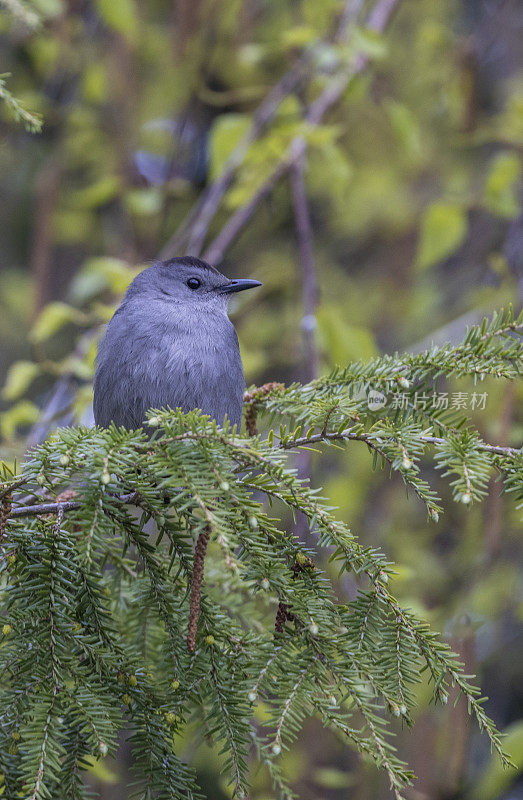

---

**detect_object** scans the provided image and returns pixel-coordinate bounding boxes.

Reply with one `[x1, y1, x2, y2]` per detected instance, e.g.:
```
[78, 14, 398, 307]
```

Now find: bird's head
[125, 256, 262, 311]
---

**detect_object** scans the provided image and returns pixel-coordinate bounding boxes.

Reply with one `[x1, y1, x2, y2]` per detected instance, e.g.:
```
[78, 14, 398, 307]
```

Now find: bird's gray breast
[93, 300, 245, 429]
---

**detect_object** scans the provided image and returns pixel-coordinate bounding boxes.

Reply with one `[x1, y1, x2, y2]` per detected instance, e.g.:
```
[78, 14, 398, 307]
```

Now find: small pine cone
[243, 382, 285, 405]
[243, 382, 285, 436]
[0, 490, 12, 546]
[187, 526, 211, 652]
[244, 404, 258, 437]
[275, 601, 294, 634]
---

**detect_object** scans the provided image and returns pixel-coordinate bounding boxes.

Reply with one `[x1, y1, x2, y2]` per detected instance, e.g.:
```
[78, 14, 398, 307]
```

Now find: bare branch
[9, 492, 139, 519]
[161, 0, 366, 260]
[281, 430, 521, 458]
[203, 0, 403, 264]
[291, 157, 319, 382]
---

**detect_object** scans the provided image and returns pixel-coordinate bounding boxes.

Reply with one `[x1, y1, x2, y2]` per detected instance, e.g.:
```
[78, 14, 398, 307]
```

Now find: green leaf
[470, 720, 523, 800]
[125, 188, 162, 217]
[69, 257, 135, 304]
[313, 767, 355, 789]
[484, 152, 521, 219]
[0, 399, 40, 439]
[2, 360, 40, 401]
[94, 0, 137, 41]
[53, 209, 96, 244]
[307, 142, 353, 203]
[416, 202, 467, 271]
[386, 101, 422, 158]
[29, 301, 86, 343]
[281, 25, 316, 49]
[209, 114, 251, 180]
[70, 175, 121, 209]
[316, 305, 377, 364]
[352, 27, 387, 59]
[83, 258, 135, 294]
[31, 0, 64, 18]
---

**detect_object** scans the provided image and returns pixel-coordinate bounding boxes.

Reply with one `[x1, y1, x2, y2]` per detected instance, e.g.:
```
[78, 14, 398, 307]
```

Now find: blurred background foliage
[0, 0, 522, 798]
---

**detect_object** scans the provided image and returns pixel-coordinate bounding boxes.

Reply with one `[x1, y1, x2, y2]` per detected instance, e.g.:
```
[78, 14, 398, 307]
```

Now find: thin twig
[291, 157, 319, 381]
[9, 492, 139, 519]
[282, 430, 521, 458]
[0, 477, 27, 499]
[26, 329, 97, 449]
[274, 659, 315, 746]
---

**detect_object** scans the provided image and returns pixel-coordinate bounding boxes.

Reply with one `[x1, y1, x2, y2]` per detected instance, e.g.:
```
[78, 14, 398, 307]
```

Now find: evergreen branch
[30, 685, 58, 800]
[0, 476, 26, 498]
[319, 693, 410, 800]
[357, 590, 379, 650]
[278, 428, 442, 514]
[0, 73, 42, 132]
[208, 653, 248, 795]
[273, 657, 316, 749]
[373, 583, 511, 764]
[280, 429, 520, 460]
[395, 618, 406, 709]
[351, 695, 408, 800]
[1, 308, 519, 796]
[48, 508, 63, 692]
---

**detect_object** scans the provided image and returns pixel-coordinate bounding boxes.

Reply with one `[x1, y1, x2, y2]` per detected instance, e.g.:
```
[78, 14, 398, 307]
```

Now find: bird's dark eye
[186, 277, 201, 290]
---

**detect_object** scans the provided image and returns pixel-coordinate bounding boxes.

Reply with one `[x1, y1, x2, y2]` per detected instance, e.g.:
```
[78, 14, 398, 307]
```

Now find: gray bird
[93, 256, 261, 430]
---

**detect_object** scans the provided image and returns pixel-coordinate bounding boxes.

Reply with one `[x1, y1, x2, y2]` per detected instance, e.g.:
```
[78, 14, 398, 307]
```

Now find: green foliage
[94, 0, 137, 42]
[2, 361, 40, 402]
[469, 721, 523, 800]
[0, 399, 40, 440]
[30, 303, 92, 344]
[0, 73, 42, 133]
[484, 152, 522, 219]
[0, 311, 520, 799]
[209, 114, 252, 181]
[415, 201, 467, 271]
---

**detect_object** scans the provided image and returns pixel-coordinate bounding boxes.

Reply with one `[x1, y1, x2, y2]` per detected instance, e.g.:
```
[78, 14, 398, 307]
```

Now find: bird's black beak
[217, 279, 262, 294]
